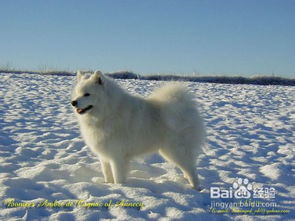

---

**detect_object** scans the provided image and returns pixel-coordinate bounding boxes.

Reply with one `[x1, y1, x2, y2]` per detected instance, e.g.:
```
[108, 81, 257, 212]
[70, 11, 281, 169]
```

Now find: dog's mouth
[76, 105, 93, 114]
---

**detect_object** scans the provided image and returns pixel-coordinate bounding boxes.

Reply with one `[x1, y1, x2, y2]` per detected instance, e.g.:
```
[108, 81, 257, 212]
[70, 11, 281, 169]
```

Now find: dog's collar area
[76, 105, 93, 114]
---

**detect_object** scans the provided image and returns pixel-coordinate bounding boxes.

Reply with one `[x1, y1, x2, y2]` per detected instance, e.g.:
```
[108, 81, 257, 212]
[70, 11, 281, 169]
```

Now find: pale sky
[0, 0, 294, 77]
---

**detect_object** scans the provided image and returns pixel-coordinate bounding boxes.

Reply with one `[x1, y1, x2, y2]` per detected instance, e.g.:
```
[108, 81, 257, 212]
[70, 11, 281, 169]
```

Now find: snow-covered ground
[0, 73, 294, 220]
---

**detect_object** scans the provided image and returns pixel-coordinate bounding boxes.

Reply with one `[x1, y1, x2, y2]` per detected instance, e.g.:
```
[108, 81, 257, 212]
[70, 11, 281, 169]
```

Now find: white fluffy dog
[71, 71, 205, 190]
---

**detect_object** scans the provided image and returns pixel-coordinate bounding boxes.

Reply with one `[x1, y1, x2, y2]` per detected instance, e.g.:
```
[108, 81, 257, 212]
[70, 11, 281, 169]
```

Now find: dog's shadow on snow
[123, 158, 203, 195]
[125, 178, 192, 194]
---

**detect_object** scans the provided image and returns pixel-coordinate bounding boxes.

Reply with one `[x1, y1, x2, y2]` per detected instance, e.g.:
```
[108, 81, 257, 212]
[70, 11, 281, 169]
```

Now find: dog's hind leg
[159, 148, 200, 190]
[100, 159, 114, 183]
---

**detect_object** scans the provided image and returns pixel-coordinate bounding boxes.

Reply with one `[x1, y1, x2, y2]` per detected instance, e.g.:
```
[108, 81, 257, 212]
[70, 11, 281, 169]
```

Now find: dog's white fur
[72, 71, 205, 190]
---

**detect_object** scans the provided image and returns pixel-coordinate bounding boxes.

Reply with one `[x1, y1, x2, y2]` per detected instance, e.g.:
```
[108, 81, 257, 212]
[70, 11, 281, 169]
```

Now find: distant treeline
[109, 71, 295, 86]
[1, 70, 294, 86]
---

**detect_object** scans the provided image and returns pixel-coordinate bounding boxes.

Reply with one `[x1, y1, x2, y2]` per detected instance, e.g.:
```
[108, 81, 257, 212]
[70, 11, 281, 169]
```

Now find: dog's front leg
[110, 158, 128, 184]
[100, 159, 114, 183]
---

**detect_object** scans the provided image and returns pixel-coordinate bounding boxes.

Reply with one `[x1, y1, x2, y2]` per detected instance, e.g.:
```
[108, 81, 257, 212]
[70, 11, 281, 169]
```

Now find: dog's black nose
[71, 100, 77, 107]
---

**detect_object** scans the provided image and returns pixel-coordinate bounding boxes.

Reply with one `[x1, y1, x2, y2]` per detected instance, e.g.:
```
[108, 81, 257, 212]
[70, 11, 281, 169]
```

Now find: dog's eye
[84, 93, 90, 97]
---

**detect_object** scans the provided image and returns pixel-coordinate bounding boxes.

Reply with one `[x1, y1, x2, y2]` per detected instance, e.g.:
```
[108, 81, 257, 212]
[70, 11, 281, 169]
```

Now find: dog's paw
[193, 185, 204, 192]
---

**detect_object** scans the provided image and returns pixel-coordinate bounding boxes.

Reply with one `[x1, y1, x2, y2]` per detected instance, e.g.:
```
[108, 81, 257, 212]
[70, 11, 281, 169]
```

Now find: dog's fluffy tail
[148, 83, 196, 115]
[148, 84, 205, 147]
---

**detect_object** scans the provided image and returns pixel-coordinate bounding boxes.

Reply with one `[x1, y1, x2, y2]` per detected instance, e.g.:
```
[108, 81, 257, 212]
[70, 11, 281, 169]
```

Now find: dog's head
[71, 71, 105, 115]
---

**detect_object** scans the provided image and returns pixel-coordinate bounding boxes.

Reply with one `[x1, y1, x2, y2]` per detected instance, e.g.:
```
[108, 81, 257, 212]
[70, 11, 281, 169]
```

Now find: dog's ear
[77, 71, 83, 82]
[93, 71, 103, 85]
